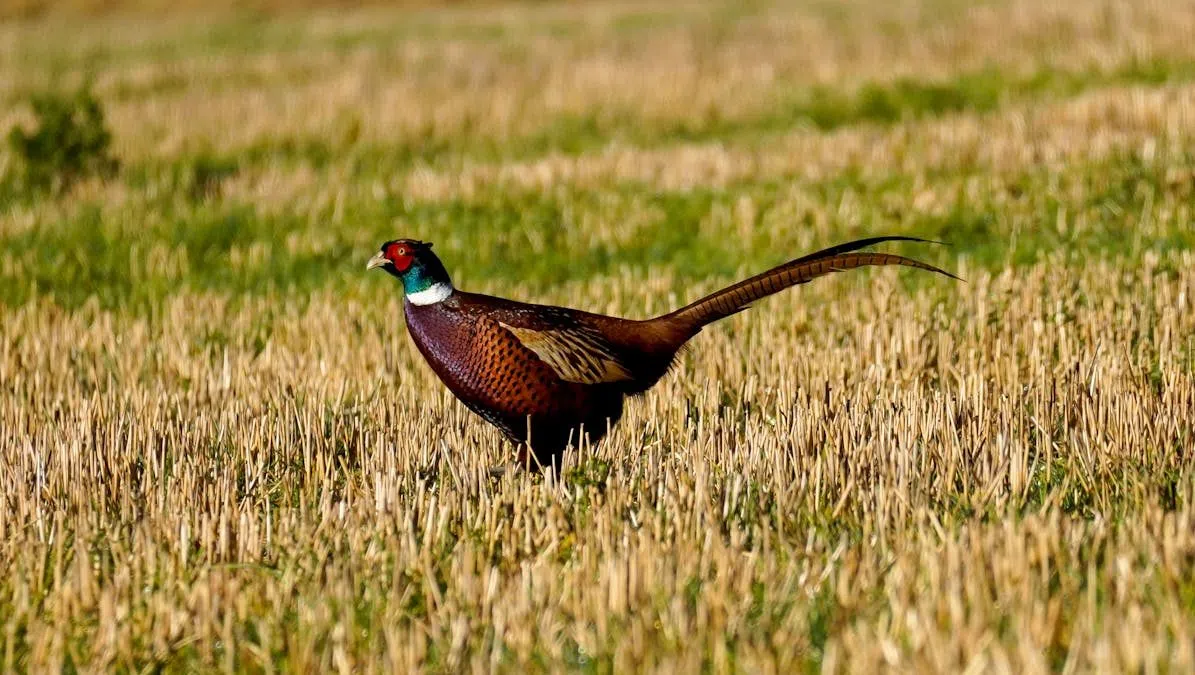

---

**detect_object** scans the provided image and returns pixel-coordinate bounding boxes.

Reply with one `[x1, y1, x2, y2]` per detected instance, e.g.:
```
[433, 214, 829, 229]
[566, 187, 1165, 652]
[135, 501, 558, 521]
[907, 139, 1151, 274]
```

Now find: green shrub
[7, 85, 119, 193]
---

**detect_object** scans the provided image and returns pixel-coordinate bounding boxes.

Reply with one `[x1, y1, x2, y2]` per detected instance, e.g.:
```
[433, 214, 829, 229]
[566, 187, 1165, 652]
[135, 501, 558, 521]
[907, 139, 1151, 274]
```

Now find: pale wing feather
[499, 322, 632, 384]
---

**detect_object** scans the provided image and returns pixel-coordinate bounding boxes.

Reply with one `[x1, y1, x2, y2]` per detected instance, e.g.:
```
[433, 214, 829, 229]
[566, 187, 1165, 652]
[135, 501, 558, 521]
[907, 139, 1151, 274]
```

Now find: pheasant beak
[366, 251, 389, 271]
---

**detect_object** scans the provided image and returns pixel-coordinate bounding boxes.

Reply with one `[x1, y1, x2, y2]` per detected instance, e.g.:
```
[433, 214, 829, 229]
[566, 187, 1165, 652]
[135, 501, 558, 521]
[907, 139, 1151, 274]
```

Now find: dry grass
[1, 0, 436, 20]
[4, 0, 1195, 160]
[2, 0, 1195, 672]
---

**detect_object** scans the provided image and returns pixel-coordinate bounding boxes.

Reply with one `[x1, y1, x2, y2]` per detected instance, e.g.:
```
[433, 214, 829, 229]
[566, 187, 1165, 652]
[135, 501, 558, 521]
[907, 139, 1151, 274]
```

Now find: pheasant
[367, 236, 956, 470]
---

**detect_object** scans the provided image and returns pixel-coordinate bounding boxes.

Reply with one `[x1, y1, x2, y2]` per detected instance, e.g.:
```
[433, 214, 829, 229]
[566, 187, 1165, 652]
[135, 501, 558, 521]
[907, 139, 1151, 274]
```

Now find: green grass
[13, 51, 1191, 178]
[4, 148, 1192, 312]
[48, 56, 1195, 177]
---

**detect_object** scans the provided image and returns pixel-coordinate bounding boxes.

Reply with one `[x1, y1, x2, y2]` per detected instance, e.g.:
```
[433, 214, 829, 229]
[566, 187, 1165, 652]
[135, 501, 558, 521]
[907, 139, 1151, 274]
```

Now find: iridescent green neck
[401, 257, 453, 305]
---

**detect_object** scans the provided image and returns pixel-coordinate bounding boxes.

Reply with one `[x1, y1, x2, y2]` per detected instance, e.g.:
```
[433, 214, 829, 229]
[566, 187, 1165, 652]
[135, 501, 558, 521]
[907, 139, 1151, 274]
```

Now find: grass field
[2, 0, 1195, 671]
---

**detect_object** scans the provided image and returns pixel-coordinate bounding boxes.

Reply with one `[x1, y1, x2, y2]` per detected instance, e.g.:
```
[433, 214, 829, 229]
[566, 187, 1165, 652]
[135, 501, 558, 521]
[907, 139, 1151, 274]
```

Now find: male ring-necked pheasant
[368, 236, 956, 469]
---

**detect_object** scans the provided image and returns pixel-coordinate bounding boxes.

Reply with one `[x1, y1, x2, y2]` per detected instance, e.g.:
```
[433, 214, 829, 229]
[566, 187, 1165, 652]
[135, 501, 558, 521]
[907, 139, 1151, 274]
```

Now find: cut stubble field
[1, 0, 1194, 672]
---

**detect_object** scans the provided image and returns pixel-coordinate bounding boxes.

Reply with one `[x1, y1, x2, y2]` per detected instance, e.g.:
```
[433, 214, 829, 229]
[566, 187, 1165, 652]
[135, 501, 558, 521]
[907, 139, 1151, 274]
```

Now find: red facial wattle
[387, 244, 414, 272]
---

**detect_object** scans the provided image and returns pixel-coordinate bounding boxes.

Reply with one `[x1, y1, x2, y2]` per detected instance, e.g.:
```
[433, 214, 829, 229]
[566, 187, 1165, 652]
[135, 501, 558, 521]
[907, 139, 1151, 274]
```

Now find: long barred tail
[663, 236, 959, 333]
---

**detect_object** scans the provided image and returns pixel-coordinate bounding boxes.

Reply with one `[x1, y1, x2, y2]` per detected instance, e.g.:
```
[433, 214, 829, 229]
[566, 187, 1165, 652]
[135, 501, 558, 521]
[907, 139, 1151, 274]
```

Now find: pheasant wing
[499, 322, 633, 384]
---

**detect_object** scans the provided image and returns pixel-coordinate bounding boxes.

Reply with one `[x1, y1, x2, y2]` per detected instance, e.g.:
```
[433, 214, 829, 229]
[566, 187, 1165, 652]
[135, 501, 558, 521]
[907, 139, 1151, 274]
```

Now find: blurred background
[5, 0, 1192, 310]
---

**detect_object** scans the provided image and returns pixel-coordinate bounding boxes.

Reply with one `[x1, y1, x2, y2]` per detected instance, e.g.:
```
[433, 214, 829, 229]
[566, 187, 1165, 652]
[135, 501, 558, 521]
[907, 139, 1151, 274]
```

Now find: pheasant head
[367, 239, 453, 305]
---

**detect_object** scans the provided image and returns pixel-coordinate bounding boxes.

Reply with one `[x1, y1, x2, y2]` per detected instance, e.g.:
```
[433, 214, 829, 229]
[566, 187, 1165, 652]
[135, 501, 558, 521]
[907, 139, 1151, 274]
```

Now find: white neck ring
[407, 282, 453, 306]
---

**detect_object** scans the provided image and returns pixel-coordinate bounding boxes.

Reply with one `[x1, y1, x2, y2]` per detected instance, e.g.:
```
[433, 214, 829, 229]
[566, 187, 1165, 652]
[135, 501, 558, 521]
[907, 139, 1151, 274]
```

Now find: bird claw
[416, 461, 439, 482]
[488, 463, 514, 478]
[415, 446, 442, 482]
